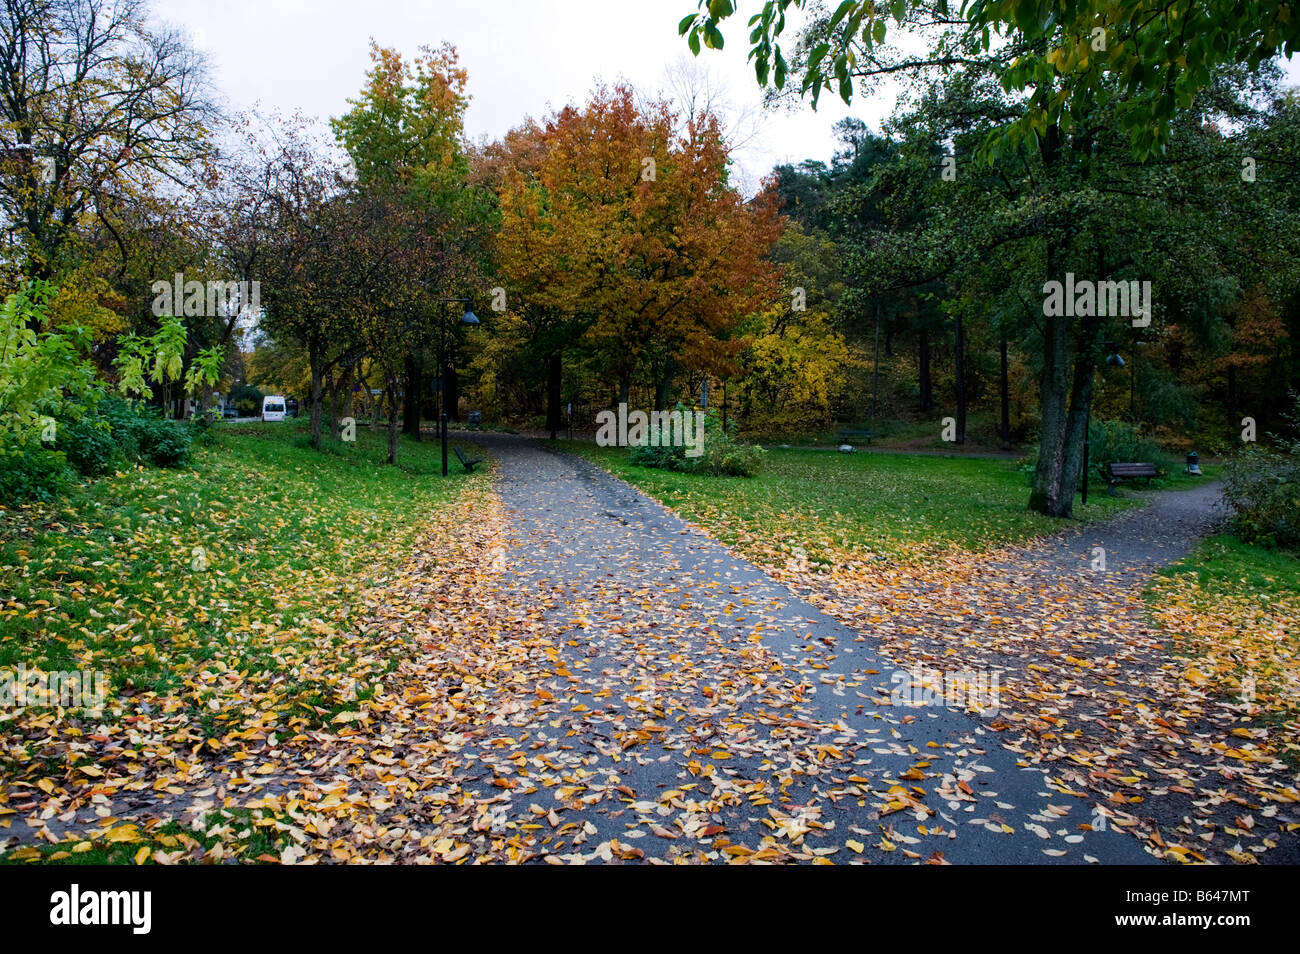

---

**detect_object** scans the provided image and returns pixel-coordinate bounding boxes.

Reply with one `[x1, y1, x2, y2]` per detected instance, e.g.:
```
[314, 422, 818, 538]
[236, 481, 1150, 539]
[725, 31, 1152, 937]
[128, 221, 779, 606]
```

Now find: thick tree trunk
[1030, 305, 1070, 515]
[918, 331, 933, 412]
[1061, 343, 1098, 504]
[403, 356, 422, 440]
[1029, 125, 1079, 518]
[545, 352, 562, 439]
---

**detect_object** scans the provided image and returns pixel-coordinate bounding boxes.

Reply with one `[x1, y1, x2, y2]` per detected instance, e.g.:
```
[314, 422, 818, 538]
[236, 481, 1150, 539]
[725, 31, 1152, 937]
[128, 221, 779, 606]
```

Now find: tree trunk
[1227, 363, 1237, 424]
[403, 355, 422, 440]
[918, 331, 933, 412]
[999, 334, 1011, 451]
[954, 311, 966, 444]
[872, 303, 882, 419]
[309, 355, 324, 451]
[1030, 305, 1070, 515]
[545, 351, 562, 439]
[329, 364, 353, 441]
[386, 379, 400, 465]
[1061, 341, 1098, 505]
[1028, 124, 1079, 518]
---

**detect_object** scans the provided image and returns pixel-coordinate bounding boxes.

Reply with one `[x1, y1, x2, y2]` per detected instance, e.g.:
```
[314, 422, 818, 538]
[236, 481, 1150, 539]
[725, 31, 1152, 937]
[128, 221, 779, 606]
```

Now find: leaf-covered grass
[0, 809, 289, 865]
[559, 441, 1139, 565]
[0, 420, 483, 733]
[1147, 534, 1300, 751]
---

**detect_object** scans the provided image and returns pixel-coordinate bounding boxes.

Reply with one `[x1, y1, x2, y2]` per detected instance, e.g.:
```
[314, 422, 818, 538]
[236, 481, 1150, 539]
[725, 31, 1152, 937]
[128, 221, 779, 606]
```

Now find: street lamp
[433, 298, 479, 477]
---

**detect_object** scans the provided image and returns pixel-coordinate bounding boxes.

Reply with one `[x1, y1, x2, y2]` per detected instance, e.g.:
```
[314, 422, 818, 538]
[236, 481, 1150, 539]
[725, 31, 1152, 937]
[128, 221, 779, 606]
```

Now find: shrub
[0, 431, 73, 503]
[55, 415, 120, 477]
[1087, 419, 1164, 470]
[1222, 393, 1300, 551]
[690, 412, 766, 477]
[627, 407, 764, 477]
[186, 412, 219, 448]
[132, 416, 191, 467]
[629, 440, 685, 471]
[98, 396, 192, 468]
[1222, 445, 1300, 550]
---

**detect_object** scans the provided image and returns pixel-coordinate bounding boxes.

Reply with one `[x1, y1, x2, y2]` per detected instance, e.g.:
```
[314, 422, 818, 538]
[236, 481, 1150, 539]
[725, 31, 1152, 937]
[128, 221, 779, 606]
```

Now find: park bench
[1104, 461, 1157, 494]
[454, 445, 484, 473]
[836, 428, 875, 446]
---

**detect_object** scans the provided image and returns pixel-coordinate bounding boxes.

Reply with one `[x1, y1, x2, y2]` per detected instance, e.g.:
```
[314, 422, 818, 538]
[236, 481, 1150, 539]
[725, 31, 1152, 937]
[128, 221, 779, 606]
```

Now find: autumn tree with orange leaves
[489, 84, 783, 433]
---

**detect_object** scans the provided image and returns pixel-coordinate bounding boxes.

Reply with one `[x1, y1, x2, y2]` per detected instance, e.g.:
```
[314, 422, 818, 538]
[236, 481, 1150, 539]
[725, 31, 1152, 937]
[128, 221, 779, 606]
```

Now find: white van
[261, 395, 287, 422]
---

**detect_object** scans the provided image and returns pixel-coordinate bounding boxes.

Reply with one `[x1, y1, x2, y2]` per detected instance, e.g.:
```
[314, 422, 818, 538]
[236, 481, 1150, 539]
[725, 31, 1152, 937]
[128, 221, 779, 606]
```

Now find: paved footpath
[454, 434, 1177, 863]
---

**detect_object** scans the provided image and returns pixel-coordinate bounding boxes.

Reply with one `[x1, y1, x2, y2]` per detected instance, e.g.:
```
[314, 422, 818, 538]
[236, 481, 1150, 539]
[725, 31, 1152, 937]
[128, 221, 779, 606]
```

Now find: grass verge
[0, 420, 482, 793]
[1146, 533, 1300, 758]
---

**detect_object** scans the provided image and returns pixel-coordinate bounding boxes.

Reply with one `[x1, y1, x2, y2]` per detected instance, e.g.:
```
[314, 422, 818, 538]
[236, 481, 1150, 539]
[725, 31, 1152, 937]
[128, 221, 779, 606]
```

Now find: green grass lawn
[1153, 532, 1300, 595]
[0, 419, 483, 728]
[558, 441, 1145, 565]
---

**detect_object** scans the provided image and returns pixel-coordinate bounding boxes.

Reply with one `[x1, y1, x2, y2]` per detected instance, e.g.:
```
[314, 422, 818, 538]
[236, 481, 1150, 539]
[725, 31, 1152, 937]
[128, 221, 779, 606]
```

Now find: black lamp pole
[432, 298, 479, 476]
[1083, 341, 1127, 505]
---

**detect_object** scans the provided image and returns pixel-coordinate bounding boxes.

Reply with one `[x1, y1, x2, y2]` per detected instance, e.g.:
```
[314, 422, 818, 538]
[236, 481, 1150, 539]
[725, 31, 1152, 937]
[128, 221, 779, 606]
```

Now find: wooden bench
[836, 428, 875, 446]
[453, 445, 484, 473]
[1105, 461, 1156, 494]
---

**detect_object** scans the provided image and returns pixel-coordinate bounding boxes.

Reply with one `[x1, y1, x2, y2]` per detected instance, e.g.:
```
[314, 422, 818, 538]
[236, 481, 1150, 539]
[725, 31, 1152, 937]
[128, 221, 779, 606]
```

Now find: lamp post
[432, 298, 479, 476]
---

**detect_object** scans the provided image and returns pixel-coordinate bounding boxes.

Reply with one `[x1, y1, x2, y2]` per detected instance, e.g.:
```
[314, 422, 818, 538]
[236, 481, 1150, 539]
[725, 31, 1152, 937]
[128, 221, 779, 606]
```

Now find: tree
[678, 0, 1300, 158]
[0, 0, 215, 281]
[489, 85, 782, 431]
[682, 2, 1293, 515]
[330, 41, 486, 438]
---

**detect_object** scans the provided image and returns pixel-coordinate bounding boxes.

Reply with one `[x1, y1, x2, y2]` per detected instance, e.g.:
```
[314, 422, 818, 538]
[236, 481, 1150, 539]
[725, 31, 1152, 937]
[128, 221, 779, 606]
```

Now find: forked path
[461, 433, 1218, 864]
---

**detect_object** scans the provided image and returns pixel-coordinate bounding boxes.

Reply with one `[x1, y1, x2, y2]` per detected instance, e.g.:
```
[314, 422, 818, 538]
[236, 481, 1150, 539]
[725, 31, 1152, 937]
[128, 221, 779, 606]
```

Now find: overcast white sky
[156, 0, 877, 191]
[158, 0, 1300, 193]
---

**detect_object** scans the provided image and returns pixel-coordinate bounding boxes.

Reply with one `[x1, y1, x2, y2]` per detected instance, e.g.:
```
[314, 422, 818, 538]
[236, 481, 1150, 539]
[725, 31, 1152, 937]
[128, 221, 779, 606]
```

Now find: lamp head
[460, 308, 479, 326]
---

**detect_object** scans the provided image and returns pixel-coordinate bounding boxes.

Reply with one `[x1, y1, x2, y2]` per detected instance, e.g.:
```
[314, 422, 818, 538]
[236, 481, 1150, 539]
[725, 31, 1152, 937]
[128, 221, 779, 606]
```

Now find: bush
[55, 415, 120, 477]
[98, 397, 192, 468]
[230, 385, 264, 418]
[628, 440, 684, 471]
[0, 431, 73, 503]
[186, 412, 219, 448]
[1222, 394, 1300, 551]
[627, 407, 765, 477]
[1222, 445, 1300, 550]
[1087, 419, 1164, 470]
[132, 416, 191, 467]
[1022, 419, 1170, 486]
